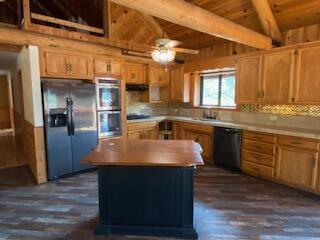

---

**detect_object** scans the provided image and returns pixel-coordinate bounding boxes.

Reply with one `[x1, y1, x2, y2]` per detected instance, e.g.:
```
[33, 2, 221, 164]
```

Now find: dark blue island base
[95, 165, 198, 239]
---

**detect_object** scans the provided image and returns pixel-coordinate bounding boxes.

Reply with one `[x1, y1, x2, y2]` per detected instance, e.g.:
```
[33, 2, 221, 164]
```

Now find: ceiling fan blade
[173, 47, 199, 55]
[165, 40, 182, 48]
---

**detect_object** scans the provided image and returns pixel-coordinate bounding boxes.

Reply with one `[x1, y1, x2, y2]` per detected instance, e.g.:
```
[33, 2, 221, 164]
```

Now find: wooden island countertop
[83, 139, 204, 167]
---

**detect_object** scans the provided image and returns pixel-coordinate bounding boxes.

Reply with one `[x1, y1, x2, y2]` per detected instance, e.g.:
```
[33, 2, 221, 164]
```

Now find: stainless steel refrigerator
[41, 80, 98, 180]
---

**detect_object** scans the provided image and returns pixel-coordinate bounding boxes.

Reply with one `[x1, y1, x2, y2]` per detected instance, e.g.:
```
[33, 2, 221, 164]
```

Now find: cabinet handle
[291, 141, 302, 145]
[257, 91, 260, 98]
[291, 97, 295, 103]
[261, 90, 265, 99]
[109, 60, 112, 74]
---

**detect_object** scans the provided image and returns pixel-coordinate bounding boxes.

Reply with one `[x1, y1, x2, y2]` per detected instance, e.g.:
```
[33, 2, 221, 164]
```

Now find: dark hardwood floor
[0, 166, 320, 240]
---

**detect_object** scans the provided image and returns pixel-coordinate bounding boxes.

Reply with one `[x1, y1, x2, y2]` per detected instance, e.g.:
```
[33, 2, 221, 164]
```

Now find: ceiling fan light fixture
[151, 46, 176, 64]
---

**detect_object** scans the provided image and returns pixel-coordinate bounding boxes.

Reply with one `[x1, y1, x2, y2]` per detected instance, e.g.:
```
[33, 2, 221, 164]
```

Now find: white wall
[17, 45, 43, 127]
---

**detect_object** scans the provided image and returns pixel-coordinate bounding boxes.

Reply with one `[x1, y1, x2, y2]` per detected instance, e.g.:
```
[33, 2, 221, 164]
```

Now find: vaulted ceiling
[110, 0, 320, 49]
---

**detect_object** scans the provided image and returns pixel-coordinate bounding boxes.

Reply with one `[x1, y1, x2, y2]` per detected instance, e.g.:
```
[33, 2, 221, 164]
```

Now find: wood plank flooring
[0, 166, 320, 240]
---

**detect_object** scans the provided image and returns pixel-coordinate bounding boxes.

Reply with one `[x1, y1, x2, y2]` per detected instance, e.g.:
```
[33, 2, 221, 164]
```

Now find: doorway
[0, 44, 24, 170]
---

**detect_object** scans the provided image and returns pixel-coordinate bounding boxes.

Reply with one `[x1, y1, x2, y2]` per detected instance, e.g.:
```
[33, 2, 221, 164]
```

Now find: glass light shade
[151, 47, 176, 64]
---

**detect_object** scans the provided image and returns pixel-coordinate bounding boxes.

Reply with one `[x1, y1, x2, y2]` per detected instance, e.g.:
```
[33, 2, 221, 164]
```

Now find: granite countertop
[127, 116, 320, 140]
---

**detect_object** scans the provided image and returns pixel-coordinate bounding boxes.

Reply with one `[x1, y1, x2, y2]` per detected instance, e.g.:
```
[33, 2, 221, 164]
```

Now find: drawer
[242, 161, 274, 178]
[243, 139, 276, 155]
[127, 121, 158, 131]
[243, 131, 276, 144]
[181, 122, 213, 135]
[242, 150, 275, 167]
[278, 135, 319, 151]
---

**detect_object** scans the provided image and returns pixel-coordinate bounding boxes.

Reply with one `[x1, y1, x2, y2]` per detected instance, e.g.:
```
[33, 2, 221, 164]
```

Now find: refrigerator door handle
[66, 97, 72, 136]
[70, 97, 75, 136]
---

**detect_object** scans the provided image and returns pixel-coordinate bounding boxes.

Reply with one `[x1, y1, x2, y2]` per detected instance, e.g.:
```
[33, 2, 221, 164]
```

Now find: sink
[192, 117, 219, 122]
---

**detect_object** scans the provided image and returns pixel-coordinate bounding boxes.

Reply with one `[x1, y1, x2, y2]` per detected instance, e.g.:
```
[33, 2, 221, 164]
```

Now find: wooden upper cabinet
[40, 49, 93, 80]
[69, 55, 92, 79]
[124, 63, 147, 84]
[261, 50, 295, 104]
[294, 46, 320, 104]
[236, 55, 262, 104]
[94, 58, 123, 77]
[149, 65, 170, 86]
[42, 52, 69, 77]
[170, 66, 190, 103]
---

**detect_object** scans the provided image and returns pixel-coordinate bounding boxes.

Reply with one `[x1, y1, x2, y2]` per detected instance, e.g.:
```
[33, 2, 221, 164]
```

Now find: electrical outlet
[270, 116, 277, 121]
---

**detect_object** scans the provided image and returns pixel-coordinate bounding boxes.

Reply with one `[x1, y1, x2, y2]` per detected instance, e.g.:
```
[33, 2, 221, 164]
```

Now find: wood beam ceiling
[251, 0, 282, 42]
[109, 0, 272, 50]
[136, 12, 169, 39]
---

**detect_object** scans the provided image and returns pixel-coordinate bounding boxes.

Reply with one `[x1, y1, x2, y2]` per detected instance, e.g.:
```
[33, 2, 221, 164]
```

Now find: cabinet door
[170, 67, 183, 102]
[109, 59, 122, 77]
[236, 55, 262, 103]
[262, 50, 295, 104]
[149, 66, 161, 85]
[69, 55, 92, 79]
[125, 64, 146, 84]
[172, 122, 182, 140]
[183, 130, 212, 162]
[144, 127, 158, 139]
[94, 58, 109, 75]
[295, 46, 320, 103]
[275, 146, 319, 190]
[128, 130, 143, 140]
[43, 52, 69, 77]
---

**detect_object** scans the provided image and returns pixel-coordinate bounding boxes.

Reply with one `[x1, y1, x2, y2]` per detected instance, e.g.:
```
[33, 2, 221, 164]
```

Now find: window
[200, 71, 236, 108]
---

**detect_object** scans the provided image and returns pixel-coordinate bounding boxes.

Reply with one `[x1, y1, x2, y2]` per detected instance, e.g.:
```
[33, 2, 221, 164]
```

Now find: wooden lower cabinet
[275, 146, 319, 190]
[181, 123, 213, 164]
[242, 131, 276, 179]
[127, 122, 158, 140]
[242, 130, 320, 194]
[172, 122, 182, 140]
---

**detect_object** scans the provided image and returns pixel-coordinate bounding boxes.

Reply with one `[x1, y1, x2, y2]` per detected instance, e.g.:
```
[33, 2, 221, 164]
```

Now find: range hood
[126, 83, 149, 91]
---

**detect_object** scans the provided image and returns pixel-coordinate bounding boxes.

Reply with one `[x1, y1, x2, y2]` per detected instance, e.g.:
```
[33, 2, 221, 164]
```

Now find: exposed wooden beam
[136, 12, 169, 38]
[251, 0, 282, 42]
[0, 26, 121, 56]
[110, 0, 272, 50]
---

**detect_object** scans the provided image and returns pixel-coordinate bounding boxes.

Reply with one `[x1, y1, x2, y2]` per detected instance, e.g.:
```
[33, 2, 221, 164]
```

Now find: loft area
[0, 0, 105, 36]
[0, 0, 22, 26]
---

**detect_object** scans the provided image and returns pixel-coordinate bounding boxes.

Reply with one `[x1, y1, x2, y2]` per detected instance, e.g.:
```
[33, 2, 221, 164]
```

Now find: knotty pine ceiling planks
[110, 0, 320, 49]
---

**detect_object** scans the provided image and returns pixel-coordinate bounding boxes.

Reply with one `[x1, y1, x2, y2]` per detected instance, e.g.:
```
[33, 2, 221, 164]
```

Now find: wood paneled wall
[13, 111, 46, 184]
[24, 120, 46, 184]
[184, 23, 320, 63]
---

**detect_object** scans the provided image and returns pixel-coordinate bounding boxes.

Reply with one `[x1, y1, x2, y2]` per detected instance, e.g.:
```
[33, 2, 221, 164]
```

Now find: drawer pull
[254, 156, 262, 160]
[291, 141, 302, 145]
[254, 146, 261, 150]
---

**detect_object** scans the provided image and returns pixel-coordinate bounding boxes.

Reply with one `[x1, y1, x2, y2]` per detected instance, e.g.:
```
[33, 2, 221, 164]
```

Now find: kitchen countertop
[83, 139, 204, 166]
[127, 116, 320, 140]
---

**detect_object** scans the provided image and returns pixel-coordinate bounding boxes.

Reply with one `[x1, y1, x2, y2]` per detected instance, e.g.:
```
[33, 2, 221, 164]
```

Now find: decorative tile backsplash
[240, 104, 320, 117]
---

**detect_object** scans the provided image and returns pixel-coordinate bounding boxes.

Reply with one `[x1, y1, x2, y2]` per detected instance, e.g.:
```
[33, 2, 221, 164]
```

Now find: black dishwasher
[213, 127, 242, 170]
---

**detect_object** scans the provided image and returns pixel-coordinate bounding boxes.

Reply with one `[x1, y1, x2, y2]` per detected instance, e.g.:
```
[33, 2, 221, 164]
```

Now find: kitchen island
[83, 139, 204, 239]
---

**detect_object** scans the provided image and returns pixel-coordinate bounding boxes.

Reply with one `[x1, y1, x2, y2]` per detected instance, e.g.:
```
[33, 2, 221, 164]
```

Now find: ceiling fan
[122, 38, 199, 64]
[150, 38, 199, 64]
